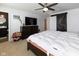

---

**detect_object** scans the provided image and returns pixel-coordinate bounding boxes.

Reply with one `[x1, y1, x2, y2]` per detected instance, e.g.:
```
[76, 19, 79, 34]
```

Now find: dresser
[21, 25, 38, 39]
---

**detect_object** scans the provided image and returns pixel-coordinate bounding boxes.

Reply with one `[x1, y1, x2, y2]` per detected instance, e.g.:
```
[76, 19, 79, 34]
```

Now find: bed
[26, 31, 79, 56]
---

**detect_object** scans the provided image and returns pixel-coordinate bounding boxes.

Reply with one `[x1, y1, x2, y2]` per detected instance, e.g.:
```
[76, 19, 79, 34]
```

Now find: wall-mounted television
[25, 17, 37, 25]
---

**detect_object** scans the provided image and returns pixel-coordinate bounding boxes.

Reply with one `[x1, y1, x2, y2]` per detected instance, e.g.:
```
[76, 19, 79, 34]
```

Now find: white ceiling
[0, 3, 79, 14]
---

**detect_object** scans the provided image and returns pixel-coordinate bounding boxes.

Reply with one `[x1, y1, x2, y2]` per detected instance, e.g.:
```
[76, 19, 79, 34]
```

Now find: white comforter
[27, 31, 79, 56]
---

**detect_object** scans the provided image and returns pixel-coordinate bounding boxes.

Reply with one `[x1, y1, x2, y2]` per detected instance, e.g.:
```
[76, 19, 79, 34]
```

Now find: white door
[47, 16, 56, 31]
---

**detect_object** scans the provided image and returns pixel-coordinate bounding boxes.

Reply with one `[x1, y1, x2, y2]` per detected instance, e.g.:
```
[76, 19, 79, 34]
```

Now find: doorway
[0, 12, 8, 43]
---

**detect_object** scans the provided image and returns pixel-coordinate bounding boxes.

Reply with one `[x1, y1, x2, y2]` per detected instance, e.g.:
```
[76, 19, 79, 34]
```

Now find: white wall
[67, 8, 79, 33]
[0, 6, 46, 41]
[47, 8, 79, 33]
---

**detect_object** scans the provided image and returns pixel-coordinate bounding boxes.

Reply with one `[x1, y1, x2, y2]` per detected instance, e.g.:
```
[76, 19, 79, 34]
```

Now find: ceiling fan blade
[48, 7, 55, 11]
[47, 3, 58, 7]
[35, 8, 43, 10]
[38, 3, 44, 7]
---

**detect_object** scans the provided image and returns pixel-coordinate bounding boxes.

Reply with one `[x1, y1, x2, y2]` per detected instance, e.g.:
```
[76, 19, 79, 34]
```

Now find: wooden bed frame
[27, 40, 53, 56]
[27, 41, 47, 56]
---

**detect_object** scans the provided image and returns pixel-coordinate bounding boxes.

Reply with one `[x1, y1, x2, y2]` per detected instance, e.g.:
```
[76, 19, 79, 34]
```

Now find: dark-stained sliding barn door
[57, 13, 67, 31]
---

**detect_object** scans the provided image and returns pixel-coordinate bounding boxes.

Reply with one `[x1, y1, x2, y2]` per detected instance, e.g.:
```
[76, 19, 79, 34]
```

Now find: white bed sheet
[27, 31, 79, 56]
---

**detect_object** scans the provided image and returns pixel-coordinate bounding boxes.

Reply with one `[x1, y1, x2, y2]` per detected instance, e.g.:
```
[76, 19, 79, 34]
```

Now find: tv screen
[25, 17, 37, 25]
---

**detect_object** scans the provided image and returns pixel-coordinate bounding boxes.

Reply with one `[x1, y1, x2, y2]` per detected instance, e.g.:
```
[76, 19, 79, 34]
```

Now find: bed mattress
[27, 31, 79, 56]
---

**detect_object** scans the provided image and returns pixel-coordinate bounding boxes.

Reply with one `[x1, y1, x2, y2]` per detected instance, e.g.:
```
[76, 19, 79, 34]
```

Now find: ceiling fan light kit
[43, 7, 48, 11]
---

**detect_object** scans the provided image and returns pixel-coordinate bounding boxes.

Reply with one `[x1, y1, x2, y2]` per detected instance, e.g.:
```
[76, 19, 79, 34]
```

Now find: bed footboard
[27, 41, 47, 56]
[27, 42, 30, 50]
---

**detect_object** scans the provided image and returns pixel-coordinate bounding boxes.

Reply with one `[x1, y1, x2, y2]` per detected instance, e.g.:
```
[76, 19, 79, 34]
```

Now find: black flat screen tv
[25, 17, 37, 25]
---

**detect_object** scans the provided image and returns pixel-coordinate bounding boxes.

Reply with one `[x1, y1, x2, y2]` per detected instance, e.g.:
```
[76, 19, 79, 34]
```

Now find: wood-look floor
[0, 39, 36, 56]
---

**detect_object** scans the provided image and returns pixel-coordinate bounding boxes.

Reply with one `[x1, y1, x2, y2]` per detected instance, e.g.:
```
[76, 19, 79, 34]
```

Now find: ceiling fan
[35, 3, 58, 12]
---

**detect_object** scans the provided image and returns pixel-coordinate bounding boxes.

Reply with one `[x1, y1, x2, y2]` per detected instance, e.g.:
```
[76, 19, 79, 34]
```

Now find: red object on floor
[12, 32, 21, 41]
